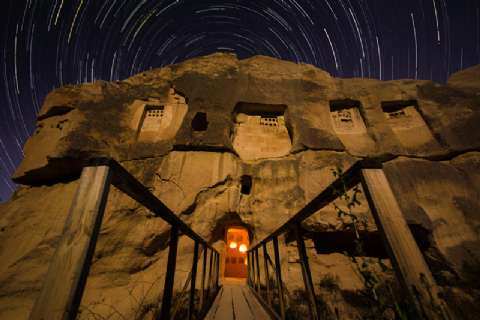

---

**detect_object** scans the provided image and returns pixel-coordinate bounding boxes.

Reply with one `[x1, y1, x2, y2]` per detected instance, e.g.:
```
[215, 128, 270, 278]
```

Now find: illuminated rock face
[380, 100, 438, 150]
[1, 53, 480, 319]
[328, 99, 376, 155]
[232, 113, 292, 160]
[231, 102, 292, 160]
[129, 88, 188, 143]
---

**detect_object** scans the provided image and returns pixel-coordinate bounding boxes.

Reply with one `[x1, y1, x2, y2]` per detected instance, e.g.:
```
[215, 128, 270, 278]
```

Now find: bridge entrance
[224, 227, 249, 278]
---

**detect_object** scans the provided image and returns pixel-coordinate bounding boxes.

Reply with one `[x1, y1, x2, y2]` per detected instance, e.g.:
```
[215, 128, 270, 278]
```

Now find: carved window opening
[380, 99, 438, 148]
[192, 112, 208, 131]
[231, 102, 292, 160]
[334, 109, 354, 126]
[141, 105, 165, 132]
[260, 116, 279, 127]
[387, 110, 407, 119]
[329, 99, 366, 133]
[381, 100, 418, 120]
[240, 175, 252, 195]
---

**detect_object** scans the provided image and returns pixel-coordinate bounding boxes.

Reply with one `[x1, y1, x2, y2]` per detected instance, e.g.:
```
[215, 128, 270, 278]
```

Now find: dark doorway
[240, 175, 252, 195]
[192, 112, 208, 131]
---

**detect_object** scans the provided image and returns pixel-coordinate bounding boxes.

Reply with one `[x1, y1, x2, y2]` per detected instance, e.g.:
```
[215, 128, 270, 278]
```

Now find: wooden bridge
[27, 158, 451, 320]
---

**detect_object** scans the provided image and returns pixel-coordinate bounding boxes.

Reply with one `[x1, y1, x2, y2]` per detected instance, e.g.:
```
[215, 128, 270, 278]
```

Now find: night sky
[0, 0, 479, 202]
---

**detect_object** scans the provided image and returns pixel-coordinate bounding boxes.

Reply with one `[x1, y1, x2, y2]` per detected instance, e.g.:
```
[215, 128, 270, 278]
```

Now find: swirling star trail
[0, 0, 479, 201]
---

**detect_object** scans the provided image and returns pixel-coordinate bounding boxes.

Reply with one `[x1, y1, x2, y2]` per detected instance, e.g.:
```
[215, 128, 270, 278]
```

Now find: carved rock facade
[1, 54, 479, 319]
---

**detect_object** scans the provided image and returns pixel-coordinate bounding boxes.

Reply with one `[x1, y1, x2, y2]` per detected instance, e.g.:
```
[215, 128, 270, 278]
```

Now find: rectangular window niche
[381, 100, 437, 148]
[329, 99, 367, 134]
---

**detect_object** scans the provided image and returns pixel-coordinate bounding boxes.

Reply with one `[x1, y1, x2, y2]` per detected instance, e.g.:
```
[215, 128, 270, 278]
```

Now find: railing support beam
[294, 224, 319, 320]
[215, 252, 220, 289]
[206, 248, 214, 299]
[29, 166, 111, 320]
[251, 251, 256, 289]
[199, 244, 208, 311]
[255, 248, 261, 293]
[263, 243, 272, 306]
[159, 225, 179, 320]
[361, 168, 450, 320]
[188, 241, 199, 320]
[273, 236, 286, 320]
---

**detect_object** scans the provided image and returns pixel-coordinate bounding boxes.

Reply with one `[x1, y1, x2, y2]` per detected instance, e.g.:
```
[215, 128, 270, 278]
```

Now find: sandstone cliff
[1, 53, 479, 319]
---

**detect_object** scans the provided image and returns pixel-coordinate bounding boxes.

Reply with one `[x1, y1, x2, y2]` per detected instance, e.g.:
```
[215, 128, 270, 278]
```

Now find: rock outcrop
[1, 53, 479, 319]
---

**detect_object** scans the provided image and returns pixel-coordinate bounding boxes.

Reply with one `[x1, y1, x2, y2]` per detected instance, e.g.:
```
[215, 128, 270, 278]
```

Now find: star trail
[0, 0, 479, 202]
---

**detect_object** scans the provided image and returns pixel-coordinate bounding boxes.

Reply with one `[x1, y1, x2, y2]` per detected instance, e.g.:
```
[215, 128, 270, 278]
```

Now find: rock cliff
[1, 53, 479, 319]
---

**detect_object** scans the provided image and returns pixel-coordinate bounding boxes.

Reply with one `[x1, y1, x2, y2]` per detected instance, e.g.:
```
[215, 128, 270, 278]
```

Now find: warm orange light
[229, 242, 237, 249]
[239, 244, 247, 253]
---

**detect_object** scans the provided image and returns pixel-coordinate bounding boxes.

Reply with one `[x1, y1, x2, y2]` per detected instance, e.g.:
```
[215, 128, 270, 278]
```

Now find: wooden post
[361, 168, 450, 320]
[210, 251, 216, 292]
[159, 226, 179, 320]
[255, 248, 261, 293]
[273, 236, 286, 320]
[213, 252, 217, 290]
[263, 243, 272, 306]
[188, 241, 199, 320]
[251, 251, 256, 289]
[215, 252, 220, 289]
[247, 252, 251, 286]
[199, 244, 208, 311]
[29, 166, 111, 320]
[206, 248, 214, 299]
[294, 224, 319, 320]
[250, 251, 255, 287]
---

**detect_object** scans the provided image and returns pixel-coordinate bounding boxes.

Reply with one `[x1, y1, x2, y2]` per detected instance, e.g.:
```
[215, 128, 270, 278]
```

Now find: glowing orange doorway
[224, 227, 249, 278]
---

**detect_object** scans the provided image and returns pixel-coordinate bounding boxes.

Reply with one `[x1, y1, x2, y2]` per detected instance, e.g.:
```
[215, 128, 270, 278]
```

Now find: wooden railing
[28, 158, 220, 320]
[247, 159, 450, 320]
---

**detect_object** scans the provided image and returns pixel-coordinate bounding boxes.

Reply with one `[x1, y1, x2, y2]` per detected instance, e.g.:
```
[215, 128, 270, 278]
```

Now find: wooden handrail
[90, 158, 215, 248]
[29, 158, 220, 320]
[249, 158, 381, 251]
[246, 159, 450, 320]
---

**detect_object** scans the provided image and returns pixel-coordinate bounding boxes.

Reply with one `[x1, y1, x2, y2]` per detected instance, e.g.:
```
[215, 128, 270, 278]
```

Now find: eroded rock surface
[1, 53, 479, 319]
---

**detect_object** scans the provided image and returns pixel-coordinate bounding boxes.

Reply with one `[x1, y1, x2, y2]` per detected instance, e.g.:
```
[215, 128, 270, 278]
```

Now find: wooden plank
[248, 284, 282, 320]
[29, 166, 112, 320]
[159, 226, 179, 320]
[272, 237, 286, 320]
[361, 169, 450, 320]
[188, 241, 199, 320]
[205, 283, 271, 320]
[294, 224, 319, 320]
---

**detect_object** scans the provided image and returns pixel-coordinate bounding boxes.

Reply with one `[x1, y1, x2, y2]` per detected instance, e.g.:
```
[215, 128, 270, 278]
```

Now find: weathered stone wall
[1, 53, 479, 319]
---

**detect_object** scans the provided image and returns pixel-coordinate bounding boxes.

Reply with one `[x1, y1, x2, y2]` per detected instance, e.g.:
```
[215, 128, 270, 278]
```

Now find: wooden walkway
[205, 278, 271, 320]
